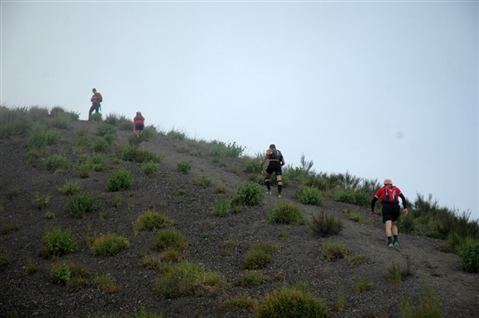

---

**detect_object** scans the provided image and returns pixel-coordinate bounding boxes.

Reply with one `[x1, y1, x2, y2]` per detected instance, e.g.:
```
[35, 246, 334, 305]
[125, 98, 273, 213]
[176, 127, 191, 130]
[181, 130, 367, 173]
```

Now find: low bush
[42, 227, 77, 257]
[51, 261, 89, 292]
[255, 286, 329, 318]
[152, 229, 188, 252]
[295, 186, 323, 206]
[95, 123, 116, 136]
[238, 270, 264, 288]
[401, 286, 443, 318]
[33, 193, 50, 210]
[268, 201, 303, 225]
[354, 277, 373, 293]
[243, 241, 274, 270]
[310, 211, 343, 237]
[106, 169, 133, 191]
[322, 240, 350, 262]
[222, 294, 258, 312]
[219, 239, 237, 256]
[142, 161, 159, 178]
[68, 191, 100, 219]
[44, 154, 69, 172]
[213, 198, 230, 217]
[59, 181, 81, 195]
[459, 240, 479, 273]
[154, 261, 224, 298]
[176, 161, 191, 174]
[133, 211, 173, 233]
[335, 189, 355, 203]
[236, 181, 264, 206]
[92, 138, 109, 152]
[89, 233, 130, 257]
[92, 273, 122, 293]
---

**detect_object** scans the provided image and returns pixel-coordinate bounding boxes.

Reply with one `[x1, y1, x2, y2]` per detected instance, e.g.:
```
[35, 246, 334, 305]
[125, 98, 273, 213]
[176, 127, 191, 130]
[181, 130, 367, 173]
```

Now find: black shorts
[135, 124, 144, 131]
[266, 161, 282, 176]
[89, 103, 100, 114]
[381, 203, 400, 223]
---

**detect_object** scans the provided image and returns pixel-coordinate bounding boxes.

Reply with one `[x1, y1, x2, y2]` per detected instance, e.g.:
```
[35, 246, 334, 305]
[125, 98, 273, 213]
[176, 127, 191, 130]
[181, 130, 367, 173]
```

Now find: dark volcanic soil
[0, 119, 478, 318]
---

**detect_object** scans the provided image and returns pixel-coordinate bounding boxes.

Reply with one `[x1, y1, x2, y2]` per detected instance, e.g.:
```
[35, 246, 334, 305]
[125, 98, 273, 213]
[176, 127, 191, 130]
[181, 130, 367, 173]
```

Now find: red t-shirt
[375, 185, 402, 203]
[91, 92, 102, 103]
[134, 116, 145, 125]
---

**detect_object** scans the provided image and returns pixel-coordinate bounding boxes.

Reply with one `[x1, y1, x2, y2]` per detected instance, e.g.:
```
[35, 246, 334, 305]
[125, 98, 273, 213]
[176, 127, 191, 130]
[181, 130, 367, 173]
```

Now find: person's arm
[260, 150, 270, 166]
[399, 193, 408, 215]
[371, 196, 378, 215]
[281, 156, 285, 166]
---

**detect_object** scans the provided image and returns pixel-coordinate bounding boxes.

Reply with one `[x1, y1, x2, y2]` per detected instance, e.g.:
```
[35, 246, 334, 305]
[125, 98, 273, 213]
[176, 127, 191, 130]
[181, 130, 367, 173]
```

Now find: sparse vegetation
[268, 201, 303, 225]
[255, 286, 329, 318]
[106, 168, 133, 191]
[310, 211, 343, 237]
[0, 106, 477, 317]
[88, 233, 130, 257]
[242, 241, 275, 270]
[176, 160, 191, 174]
[235, 181, 264, 206]
[42, 227, 77, 257]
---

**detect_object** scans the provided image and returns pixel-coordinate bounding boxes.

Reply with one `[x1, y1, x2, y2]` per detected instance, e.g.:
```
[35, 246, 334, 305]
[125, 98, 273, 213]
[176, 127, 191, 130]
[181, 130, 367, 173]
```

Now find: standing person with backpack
[133, 111, 145, 137]
[260, 144, 286, 198]
[371, 179, 408, 247]
[88, 88, 103, 120]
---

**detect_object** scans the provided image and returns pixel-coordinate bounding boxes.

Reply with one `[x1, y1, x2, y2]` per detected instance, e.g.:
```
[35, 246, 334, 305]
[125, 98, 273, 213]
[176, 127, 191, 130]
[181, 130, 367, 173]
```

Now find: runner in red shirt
[88, 88, 103, 119]
[133, 112, 145, 137]
[371, 178, 408, 247]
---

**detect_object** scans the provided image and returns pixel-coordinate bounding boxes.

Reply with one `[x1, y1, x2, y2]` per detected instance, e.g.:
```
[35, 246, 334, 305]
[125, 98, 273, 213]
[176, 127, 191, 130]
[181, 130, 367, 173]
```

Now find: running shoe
[388, 243, 394, 248]
[278, 195, 282, 198]
[393, 241, 399, 246]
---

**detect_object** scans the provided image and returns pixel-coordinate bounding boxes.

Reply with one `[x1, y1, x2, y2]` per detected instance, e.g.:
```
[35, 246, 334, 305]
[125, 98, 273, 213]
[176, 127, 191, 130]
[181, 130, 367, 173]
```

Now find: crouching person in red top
[371, 179, 408, 247]
[134, 112, 145, 137]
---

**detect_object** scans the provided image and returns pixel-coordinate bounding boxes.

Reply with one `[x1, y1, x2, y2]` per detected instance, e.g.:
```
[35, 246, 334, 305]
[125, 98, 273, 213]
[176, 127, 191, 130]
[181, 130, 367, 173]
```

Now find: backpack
[381, 186, 399, 204]
[270, 149, 282, 161]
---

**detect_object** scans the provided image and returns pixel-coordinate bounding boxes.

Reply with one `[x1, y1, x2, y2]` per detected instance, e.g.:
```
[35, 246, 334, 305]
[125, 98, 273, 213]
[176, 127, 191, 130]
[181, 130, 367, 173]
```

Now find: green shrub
[89, 233, 130, 256]
[219, 239, 237, 256]
[92, 138, 109, 152]
[177, 161, 191, 174]
[152, 229, 188, 252]
[354, 191, 371, 207]
[104, 114, 119, 126]
[399, 215, 416, 234]
[95, 123, 116, 136]
[52, 113, 74, 130]
[213, 198, 230, 217]
[121, 145, 137, 161]
[133, 211, 173, 233]
[335, 189, 355, 203]
[154, 261, 224, 298]
[44, 211, 56, 219]
[310, 211, 343, 237]
[222, 294, 258, 312]
[134, 149, 161, 163]
[33, 193, 50, 210]
[268, 201, 303, 225]
[344, 209, 372, 225]
[322, 240, 350, 262]
[104, 132, 116, 144]
[255, 286, 329, 318]
[193, 175, 212, 188]
[60, 181, 81, 195]
[142, 161, 159, 178]
[90, 112, 102, 121]
[50, 261, 71, 285]
[76, 134, 92, 148]
[43, 227, 77, 257]
[295, 186, 323, 206]
[401, 286, 443, 318]
[68, 191, 100, 219]
[106, 169, 133, 191]
[77, 163, 91, 178]
[354, 277, 373, 293]
[26, 149, 41, 164]
[238, 270, 264, 288]
[92, 273, 122, 293]
[243, 241, 274, 270]
[236, 181, 264, 206]
[44, 154, 69, 172]
[459, 240, 479, 273]
[119, 119, 134, 130]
